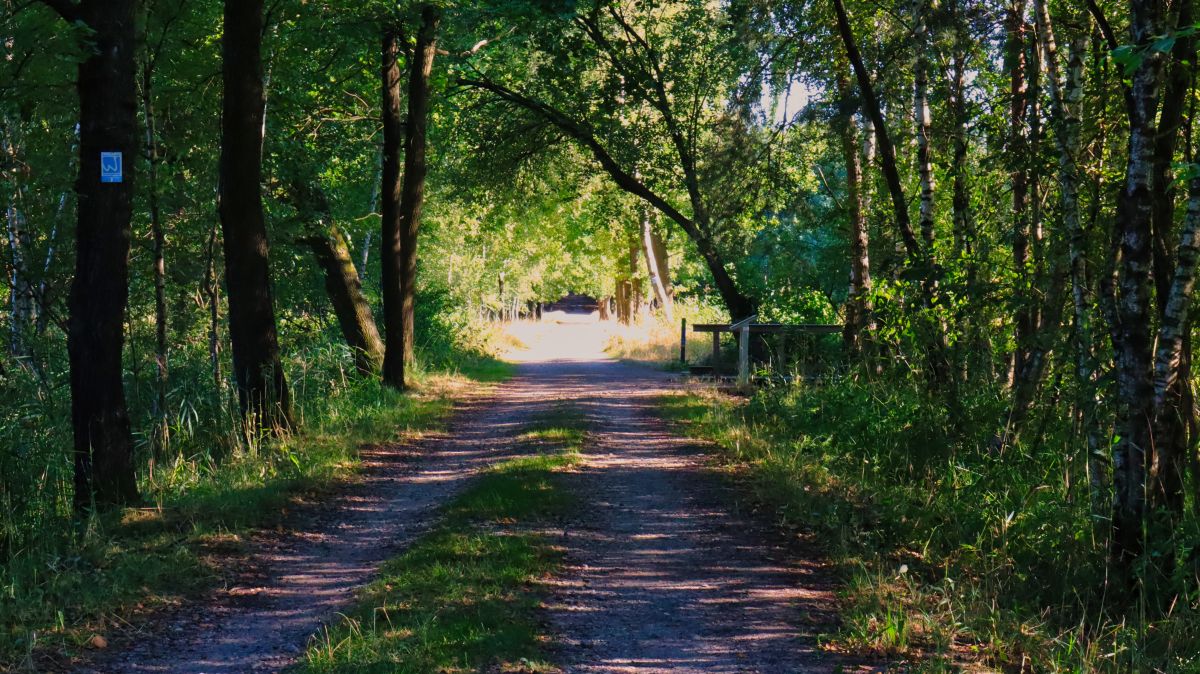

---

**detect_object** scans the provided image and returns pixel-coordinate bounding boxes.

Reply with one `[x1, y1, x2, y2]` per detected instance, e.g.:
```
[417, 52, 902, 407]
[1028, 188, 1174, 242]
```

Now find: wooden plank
[680, 318, 687, 363]
[737, 324, 750, 386]
[693, 323, 843, 335]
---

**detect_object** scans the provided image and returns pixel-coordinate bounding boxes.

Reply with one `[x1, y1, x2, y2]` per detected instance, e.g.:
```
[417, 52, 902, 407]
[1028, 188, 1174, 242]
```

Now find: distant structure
[544, 293, 599, 315]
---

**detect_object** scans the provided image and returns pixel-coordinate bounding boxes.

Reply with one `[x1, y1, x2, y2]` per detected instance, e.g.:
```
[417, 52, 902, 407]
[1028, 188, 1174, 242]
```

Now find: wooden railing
[680, 317, 842, 386]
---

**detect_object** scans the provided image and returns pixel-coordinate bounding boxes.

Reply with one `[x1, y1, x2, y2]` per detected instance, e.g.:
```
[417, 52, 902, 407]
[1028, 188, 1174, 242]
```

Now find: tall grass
[603, 299, 726, 367]
[661, 374, 1200, 672]
[0, 315, 512, 668]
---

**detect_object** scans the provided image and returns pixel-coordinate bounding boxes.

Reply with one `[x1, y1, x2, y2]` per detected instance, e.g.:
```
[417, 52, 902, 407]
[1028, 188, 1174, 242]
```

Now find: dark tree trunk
[142, 55, 169, 453]
[1008, 0, 1032, 384]
[219, 0, 291, 431]
[1111, 0, 1165, 567]
[291, 180, 384, 375]
[203, 222, 222, 385]
[1147, 0, 1196, 522]
[396, 5, 439, 378]
[380, 29, 405, 388]
[42, 0, 142, 509]
[831, 0, 920, 266]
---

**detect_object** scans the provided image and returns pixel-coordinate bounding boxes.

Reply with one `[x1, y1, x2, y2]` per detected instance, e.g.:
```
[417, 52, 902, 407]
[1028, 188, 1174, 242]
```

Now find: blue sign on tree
[100, 152, 123, 184]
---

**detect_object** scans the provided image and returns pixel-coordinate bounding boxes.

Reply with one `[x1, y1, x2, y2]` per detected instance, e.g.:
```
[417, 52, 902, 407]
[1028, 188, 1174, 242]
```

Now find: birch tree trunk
[912, 0, 935, 257]
[1110, 0, 1166, 566]
[1036, 0, 1106, 514]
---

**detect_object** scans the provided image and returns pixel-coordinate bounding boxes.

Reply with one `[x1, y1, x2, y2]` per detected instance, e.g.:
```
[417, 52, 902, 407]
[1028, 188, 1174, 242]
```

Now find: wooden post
[712, 331, 721, 370]
[738, 324, 750, 387]
[680, 317, 687, 364]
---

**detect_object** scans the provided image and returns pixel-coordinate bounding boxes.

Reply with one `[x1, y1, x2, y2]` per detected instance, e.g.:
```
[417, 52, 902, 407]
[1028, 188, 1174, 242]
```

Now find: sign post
[100, 152, 123, 184]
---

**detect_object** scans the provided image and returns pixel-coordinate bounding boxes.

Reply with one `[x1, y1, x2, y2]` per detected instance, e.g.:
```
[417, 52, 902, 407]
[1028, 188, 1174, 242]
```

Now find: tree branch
[457, 76, 705, 246]
[1086, 0, 1118, 51]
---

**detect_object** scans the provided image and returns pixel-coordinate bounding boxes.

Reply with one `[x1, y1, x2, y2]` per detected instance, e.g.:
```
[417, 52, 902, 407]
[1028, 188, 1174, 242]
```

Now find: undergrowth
[0, 335, 512, 670]
[298, 405, 587, 673]
[660, 377, 1200, 673]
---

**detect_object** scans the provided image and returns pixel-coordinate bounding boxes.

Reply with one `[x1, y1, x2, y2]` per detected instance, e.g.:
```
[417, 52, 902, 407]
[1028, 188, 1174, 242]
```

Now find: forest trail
[85, 319, 852, 673]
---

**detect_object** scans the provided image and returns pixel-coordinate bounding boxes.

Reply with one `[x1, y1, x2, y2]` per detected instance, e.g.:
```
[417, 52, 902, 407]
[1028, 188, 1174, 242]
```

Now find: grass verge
[298, 405, 587, 674]
[658, 383, 1200, 672]
[3, 355, 513, 671]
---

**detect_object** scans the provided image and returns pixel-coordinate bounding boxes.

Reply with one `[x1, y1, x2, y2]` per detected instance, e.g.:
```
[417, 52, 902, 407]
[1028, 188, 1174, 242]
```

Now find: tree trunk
[831, 0, 920, 265]
[1008, 0, 1032, 385]
[291, 180, 384, 375]
[912, 0, 936, 257]
[1147, 0, 1196, 526]
[203, 222, 221, 385]
[1151, 178, 1200, 518]
[1111, 0, 1165, 567]
[141, 54, 169, 452]
[219, 0, 291, 431]
[836, 71, 871, 355]
[380, 28, 405, 388]
[641, 208, 673, 319]
[40, 0, 142, 509]
[397, 5, 439, 375]
[1036, 0, 1106, 512]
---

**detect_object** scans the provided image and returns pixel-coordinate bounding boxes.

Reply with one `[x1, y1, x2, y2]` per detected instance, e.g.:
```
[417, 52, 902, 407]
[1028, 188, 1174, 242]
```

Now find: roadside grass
[299, 405, 588, 674]
[1, 353, 512, 671]
[603, 301, 724, 371]
[658, 384, 1200, 673]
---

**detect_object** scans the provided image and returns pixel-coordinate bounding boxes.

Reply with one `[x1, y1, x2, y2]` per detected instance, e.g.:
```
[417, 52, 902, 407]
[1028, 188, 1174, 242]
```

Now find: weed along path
[85, 320, 854, 673]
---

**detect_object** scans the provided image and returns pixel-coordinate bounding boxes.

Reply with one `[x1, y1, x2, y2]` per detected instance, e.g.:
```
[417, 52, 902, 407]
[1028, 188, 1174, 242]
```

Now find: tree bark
[38, 0, 142, 509]
[641, 208, 673, 319]
[912, 0, 935, 257]
[141, 53, 169, 452]
[305, 227, 384, 375]
[836, 71, 872, 355]
[396, 4, 439, 376]
[1147, 0, 1196, 523]
[291, 180, 384, 375]
[380, 28, 405, 388]
[1008, 0, 1033, 384]
[1111, 0, 1165, 566]
[831, 0, 921, 266]
[1036, 0, 1106, 513]
[219, 0, 291, 431]
[1151, 178, 1200, 517]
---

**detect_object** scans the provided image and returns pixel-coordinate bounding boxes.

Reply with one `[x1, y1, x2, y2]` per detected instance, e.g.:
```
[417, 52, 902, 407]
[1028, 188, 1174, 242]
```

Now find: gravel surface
[517, 322, 862, 673]
[80, 320, 866, 673]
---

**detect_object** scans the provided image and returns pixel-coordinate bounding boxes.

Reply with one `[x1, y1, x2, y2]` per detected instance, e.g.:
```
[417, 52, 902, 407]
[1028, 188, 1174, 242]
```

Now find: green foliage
[660, 377, 1200, 671]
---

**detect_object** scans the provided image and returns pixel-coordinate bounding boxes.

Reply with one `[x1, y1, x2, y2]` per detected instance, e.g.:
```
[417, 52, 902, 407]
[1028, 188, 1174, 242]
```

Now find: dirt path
[84, 320, 856, 673]
[510, 322, 854, 673]
[83, 359, 559, 673]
